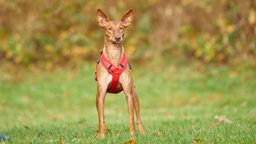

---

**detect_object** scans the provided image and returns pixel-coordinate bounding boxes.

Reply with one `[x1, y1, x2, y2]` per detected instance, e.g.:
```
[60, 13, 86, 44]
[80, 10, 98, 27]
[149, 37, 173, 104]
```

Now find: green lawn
[0, 63, 255, 143]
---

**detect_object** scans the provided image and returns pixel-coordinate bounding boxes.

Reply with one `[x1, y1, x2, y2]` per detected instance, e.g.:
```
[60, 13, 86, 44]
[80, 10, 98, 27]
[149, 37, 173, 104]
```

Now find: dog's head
[96, 9, 134, 45]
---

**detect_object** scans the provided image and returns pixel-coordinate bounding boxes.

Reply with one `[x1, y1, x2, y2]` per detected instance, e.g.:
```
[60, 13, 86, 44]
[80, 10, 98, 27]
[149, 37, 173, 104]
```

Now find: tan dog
[95, 9, 145, 137]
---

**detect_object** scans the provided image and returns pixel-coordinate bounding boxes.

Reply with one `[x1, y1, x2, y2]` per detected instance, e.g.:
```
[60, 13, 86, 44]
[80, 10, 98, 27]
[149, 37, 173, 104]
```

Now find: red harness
[95, 52, 129, 94]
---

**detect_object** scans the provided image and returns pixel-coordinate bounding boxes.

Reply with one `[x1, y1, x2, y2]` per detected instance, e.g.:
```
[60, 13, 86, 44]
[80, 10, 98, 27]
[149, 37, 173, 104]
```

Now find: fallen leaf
[122, 138, 136, 144]
[211, 122, 217, 128]
[214, 115, 232, 124]
[153, 131, 162, 136]
[193, 138, 205, 143]
[60, 138, 64, 144]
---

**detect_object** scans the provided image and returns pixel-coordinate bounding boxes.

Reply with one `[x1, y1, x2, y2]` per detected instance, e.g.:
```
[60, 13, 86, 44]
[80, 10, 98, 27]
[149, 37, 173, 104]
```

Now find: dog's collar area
[95, 51, 130, 94]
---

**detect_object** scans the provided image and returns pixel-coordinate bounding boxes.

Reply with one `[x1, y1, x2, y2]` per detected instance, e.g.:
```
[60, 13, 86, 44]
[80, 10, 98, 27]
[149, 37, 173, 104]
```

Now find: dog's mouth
[112, 41, 120, 44]
[110, 39, 122, 44]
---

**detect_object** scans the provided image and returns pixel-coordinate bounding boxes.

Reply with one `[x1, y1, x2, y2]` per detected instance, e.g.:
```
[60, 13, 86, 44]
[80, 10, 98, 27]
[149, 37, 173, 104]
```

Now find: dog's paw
[138, 126, 145, 135]
[96, 130, 105, 138]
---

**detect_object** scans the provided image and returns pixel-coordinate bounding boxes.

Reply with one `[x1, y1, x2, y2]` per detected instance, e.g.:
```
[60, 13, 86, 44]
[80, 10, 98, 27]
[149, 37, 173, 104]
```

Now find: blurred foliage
[0, 0, 256, 67]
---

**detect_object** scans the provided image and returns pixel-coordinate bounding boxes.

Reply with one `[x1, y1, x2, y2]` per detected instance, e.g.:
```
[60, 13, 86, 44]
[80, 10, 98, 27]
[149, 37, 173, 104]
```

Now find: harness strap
[95, 52, 128, 94]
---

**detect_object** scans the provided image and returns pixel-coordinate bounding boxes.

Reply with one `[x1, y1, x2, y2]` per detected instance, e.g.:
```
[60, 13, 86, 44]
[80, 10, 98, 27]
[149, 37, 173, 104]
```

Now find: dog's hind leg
[132, 86, 145, 134]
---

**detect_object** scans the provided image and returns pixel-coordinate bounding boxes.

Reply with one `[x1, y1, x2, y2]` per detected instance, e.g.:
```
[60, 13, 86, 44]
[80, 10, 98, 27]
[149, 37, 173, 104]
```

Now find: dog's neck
[103, 38, 124, 66]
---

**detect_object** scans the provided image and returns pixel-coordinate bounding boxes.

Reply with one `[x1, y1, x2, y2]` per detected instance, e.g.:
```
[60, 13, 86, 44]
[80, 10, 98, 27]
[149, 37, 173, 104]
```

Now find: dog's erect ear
[97, 9, 109, 27]
[121, 9, 134, 27]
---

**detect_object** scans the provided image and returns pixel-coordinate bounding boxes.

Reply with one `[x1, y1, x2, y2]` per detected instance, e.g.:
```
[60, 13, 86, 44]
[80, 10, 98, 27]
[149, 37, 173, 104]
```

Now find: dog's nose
[115, 36, 121, 41]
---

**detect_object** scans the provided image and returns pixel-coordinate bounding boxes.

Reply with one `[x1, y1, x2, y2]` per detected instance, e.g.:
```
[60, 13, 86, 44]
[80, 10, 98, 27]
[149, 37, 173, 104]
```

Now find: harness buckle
[114, 67, 120, 75]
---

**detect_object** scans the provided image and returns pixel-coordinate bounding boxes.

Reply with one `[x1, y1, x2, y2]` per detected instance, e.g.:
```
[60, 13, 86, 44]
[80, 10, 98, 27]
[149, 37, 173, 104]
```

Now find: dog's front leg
[125, 91, 135, 135]
[122, 82, 136, 135]
[96, 84, 107, 138]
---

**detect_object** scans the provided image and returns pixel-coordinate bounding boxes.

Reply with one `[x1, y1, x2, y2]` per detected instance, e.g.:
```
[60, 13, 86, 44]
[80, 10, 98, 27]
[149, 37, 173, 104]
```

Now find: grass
[0, 63, 256, 143]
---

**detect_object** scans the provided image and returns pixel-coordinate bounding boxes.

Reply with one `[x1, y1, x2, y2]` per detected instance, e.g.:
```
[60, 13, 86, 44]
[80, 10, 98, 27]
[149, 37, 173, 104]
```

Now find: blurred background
[0, 1, 256, 142]
[0, 0, 255, 69]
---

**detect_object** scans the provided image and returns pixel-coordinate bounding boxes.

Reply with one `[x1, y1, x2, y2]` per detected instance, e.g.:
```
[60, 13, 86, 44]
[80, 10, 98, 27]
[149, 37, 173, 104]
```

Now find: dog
[95, 9, 145, 137]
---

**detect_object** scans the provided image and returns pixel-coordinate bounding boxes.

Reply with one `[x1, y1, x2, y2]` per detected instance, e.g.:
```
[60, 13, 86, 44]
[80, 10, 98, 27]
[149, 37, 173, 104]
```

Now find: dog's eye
[108, 27, 113, 31]
[119, 26, 124, 30]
